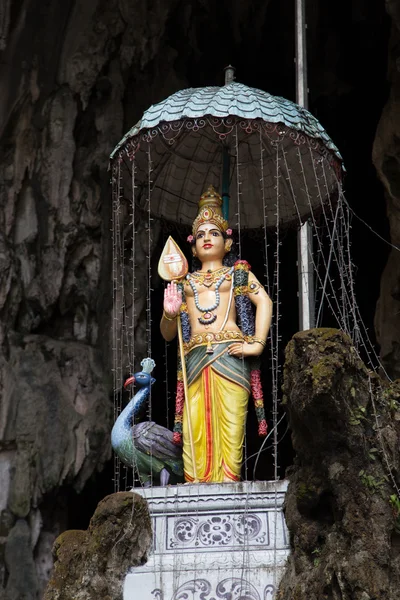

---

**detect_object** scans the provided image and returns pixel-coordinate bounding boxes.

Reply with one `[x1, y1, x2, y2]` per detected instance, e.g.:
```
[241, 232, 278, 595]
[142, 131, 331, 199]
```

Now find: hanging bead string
[146, 144, 153, 487]
[329, 174, 362, 343]
[259, 132, 273, 298]
[310, 154, 348, 330]
[234, 124, 242, 260]
[299, 172, 355, 337]
[273, 143, 281, 484]
[234, 124, 248, 482]
[117, 166, 131, 492]
[250, 131, 279, 480]
[111, 164, 120, 493]
[315, 200, 342, 328]
[368, 376, 400, 499]
[280, 147, 335, 324]
[239, 489, 252, 591]
[331, 175, 360, 340]
[343, 203, 358, 341]
[260, 131, 277, 412]
[130, 160, 137, 374]
[302, 156, 390, 382]
[337, 202, 350, 333]
[112, 161, 125, 492]
[312, 225, 323, 314]
[342, 219, 391, 376]
[250, 413, 287, 471]
[130, 158, 136, 374]
[324, 175, 400, 520]
[272, 141, 282, 594]
[234, 125, 252, 591]
[283, 149, 343, 334]
[130, 158, 138, 487]
[337, 194, 355, 336]
[337, 199, 351, 333]
[324, 166, 392, 379]
[164, 310, 170, 430]
[147, 145, 153, 362]
[283, 150, 394, 552]
[117, 164, 128, 491]
[296, 148, 345, 329]
[298, 150, 347, 328]
[313, 153, 358, 337]
[342, 197, 400, 253]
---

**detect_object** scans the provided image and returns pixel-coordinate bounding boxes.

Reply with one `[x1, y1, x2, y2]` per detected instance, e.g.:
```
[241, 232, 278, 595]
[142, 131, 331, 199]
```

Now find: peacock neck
[111, 386, 149, 447]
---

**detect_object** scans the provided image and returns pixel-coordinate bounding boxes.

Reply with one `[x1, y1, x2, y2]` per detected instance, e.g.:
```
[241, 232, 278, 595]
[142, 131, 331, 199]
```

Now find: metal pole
[222, 147, 230, 221]
[295, 0, 308, 110]
[295, 0, 315, 329]
[297, 221, 315, 329]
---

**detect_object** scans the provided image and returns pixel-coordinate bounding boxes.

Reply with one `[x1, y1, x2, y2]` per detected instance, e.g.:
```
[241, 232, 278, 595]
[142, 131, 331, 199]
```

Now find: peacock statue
[111, 358, 184, 486]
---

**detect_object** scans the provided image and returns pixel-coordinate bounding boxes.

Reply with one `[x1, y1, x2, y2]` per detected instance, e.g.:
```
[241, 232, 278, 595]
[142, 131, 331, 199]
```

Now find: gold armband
[248, 281, 262, 294]
[163, 311, 177, 322]
[247, 336, 266, 348]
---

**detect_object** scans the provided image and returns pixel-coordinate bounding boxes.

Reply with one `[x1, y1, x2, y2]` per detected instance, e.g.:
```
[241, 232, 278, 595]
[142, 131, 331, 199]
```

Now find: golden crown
[192, 185, 229, 235]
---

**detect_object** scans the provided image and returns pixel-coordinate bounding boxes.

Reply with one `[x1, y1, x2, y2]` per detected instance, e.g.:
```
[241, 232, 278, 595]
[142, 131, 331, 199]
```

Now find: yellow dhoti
[182, 341, 250, 483]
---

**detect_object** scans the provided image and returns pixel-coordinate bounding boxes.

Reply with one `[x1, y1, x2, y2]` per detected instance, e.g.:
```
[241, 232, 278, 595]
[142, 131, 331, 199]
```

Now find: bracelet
[163, 311, 177, 322]
[249, 336, 266, 348]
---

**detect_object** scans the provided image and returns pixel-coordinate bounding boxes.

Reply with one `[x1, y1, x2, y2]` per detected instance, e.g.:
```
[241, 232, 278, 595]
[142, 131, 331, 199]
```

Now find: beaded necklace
[186, 266, 234, 325]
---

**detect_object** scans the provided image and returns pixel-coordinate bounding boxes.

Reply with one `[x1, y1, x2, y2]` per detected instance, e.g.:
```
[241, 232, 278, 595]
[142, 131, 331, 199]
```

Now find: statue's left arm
[247, 271, 273, 341]
[228, 272, 272, 358]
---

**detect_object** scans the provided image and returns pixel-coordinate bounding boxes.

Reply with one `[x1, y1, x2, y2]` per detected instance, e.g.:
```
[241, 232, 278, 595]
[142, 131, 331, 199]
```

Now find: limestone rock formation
[278, 329, 400, 600]
[44, 492, 152, 600]
[373, 2, 400, 379]
[0, 337, 112, 598]
[0, 1, 184, 596]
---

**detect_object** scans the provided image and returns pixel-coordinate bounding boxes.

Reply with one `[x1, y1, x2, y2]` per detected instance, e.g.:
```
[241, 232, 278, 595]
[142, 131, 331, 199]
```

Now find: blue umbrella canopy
[110, 82, 343, 229]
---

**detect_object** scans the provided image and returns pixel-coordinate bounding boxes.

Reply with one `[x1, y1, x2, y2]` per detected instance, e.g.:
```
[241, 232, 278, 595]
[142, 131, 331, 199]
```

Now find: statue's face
[194, 223, 225, 262]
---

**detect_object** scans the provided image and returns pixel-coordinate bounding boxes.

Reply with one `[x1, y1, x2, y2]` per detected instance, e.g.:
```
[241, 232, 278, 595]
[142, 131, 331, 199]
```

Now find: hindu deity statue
[160, 185, 273, 483]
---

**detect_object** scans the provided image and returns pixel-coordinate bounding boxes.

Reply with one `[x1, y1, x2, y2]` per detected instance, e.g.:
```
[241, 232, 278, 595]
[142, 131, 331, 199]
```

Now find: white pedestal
[124, 480, 290, 600]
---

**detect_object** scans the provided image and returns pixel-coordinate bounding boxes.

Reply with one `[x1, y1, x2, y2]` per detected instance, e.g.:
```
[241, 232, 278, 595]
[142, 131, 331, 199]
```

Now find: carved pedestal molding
[124, 480, 290, 600]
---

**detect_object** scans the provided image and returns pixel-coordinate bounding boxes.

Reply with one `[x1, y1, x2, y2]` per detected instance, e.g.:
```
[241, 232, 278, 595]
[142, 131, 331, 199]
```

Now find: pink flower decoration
[258, 420, 267, 437]
[226, 228, 232, 236]
[187, 235, 194, 243]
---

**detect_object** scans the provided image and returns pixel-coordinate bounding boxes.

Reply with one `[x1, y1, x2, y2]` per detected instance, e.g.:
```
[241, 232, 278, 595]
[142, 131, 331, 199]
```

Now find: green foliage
[359, 470, 386, 492]
[349, 405, 367, 426]
[368, 447, 379, 462]
[296, 482, 316, 501]
[312, 547, 321, 567]
[380, 387, 400, 412]
[389, 495, 400, 534]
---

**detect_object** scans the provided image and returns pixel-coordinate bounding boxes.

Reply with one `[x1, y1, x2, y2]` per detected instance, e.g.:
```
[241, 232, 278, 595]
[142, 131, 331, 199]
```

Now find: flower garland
[173, 365, 184, 445]
[233, 260, 267, 437]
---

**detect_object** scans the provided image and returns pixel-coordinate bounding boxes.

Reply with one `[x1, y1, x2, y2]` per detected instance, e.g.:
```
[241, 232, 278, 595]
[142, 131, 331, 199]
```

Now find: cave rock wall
[373, 2, 400, 379]
[0, 0, 186, 597]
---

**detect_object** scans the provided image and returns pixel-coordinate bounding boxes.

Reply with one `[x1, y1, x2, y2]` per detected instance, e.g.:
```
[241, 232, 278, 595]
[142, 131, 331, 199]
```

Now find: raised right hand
[163, 281, 182, 318]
